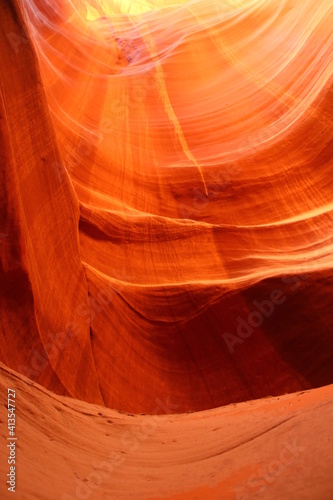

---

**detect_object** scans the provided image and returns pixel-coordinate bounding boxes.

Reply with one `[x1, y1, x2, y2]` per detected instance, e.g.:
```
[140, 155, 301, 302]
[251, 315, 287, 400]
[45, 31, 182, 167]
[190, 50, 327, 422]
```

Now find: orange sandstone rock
[0, 0, 333, 498]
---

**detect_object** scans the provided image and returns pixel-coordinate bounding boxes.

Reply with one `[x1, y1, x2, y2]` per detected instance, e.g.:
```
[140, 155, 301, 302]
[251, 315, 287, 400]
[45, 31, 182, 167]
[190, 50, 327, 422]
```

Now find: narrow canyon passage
[0, 0, 333, 498]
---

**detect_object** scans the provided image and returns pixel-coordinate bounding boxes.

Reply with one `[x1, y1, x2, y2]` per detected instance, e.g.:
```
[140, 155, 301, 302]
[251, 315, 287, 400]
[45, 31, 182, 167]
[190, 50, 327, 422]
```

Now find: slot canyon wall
[0, 0, 333, 498]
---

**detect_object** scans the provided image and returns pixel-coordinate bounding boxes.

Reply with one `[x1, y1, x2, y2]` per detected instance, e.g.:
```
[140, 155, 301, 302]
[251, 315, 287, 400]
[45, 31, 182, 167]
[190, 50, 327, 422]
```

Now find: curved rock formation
[0, 0, 333, 498]
[1, 363, 333, 499]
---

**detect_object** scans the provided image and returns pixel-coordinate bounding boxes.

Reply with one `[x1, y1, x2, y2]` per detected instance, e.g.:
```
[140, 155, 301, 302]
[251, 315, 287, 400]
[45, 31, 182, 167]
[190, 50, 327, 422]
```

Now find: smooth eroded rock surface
[0, 0, 332, 498]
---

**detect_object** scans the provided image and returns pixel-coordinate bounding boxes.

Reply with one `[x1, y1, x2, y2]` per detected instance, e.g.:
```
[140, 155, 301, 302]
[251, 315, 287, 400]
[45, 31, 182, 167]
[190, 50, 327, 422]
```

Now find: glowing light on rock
[1, 0, 333, 498]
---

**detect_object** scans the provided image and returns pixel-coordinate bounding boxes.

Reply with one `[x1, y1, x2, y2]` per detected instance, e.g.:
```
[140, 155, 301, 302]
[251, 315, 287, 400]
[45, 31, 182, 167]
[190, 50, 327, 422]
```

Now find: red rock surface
[0, 0, 333, 498]
[1, 363, 333, 499]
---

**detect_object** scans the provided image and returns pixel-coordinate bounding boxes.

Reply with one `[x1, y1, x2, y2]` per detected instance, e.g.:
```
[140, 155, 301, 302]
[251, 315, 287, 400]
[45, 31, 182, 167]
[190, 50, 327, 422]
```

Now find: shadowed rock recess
[0, 0, 333, 498]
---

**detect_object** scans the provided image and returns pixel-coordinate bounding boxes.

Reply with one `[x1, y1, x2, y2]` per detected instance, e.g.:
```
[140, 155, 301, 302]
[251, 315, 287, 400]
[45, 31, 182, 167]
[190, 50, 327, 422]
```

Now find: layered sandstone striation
[0, 0, 333, 498]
